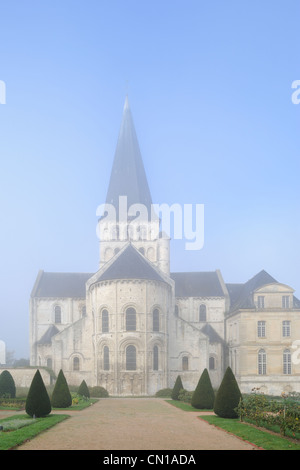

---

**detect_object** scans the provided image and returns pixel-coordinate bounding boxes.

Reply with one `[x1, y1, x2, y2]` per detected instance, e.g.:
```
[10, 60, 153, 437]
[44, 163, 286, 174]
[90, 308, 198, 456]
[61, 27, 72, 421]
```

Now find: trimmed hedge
[89, 386, 109, 398]
[51, 369, 72, 408]
[0, 370, 16, 398]
[78, 380, 90, 398]
[171, 375, 183, 400]
[191, 368, 215, 409]
[214, 367, 242, 418]
[25, 370, 51, 417]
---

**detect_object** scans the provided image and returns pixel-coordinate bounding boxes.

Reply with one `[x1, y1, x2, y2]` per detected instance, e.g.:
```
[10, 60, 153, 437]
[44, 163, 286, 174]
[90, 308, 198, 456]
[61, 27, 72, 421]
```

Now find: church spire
[105, 96, 153, 216]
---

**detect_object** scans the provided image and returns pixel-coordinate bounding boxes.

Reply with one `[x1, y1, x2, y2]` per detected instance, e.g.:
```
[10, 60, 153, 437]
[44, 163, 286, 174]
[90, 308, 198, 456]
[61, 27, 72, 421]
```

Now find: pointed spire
[105, 96, 152, 217]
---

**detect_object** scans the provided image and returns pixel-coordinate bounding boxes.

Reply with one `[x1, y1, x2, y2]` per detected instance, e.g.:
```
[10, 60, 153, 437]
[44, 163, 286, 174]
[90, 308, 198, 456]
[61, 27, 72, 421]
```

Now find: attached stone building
[29, 98, 300, 396]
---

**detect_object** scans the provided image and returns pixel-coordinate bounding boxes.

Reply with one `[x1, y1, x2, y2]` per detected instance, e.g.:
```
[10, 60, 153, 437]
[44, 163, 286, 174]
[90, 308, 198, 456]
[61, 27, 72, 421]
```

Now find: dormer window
[257, 296, 265, 308]
[282, 296, 290, 308]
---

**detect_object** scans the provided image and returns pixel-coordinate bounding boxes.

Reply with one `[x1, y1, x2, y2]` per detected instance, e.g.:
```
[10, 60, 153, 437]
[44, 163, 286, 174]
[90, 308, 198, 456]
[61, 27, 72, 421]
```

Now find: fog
[0, 1, 299, 362]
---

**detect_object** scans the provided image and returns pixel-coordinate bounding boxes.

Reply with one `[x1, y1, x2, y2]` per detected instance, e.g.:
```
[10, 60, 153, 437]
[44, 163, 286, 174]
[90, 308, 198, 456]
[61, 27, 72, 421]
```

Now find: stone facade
[29, 98, 300, 396]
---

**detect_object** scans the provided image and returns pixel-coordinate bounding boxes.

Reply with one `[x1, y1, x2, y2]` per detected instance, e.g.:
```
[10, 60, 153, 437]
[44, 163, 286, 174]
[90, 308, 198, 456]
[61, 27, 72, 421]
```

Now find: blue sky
[0, 0, 299, 359]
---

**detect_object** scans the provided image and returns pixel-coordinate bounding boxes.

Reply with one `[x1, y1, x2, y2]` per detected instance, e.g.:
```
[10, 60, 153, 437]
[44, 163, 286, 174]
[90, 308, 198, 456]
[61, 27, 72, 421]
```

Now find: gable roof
[31, 271, 93, 298]
[170, 271, 225, 297]
[94, 244, 167, 284]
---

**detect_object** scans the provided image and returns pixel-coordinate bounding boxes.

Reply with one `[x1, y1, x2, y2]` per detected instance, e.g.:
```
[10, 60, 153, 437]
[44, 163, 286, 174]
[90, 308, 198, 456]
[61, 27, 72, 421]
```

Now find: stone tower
[98, 96, 170, 276]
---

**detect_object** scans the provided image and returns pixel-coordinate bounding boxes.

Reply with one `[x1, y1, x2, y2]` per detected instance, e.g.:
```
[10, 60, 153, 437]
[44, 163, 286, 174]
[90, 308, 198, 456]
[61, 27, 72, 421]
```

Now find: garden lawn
[0, 414, 69, 450]
[166, 399, 211, 412]
[200, 415, 300, 450]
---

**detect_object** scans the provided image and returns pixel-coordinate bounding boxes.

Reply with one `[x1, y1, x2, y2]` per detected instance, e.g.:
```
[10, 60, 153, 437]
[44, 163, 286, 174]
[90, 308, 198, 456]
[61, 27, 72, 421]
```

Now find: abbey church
[30, 98, 300, 396]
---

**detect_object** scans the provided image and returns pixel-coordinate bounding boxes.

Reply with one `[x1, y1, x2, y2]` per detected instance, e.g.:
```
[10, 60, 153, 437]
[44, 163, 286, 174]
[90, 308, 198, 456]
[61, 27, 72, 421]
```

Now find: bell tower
[98, 97, 170, 275]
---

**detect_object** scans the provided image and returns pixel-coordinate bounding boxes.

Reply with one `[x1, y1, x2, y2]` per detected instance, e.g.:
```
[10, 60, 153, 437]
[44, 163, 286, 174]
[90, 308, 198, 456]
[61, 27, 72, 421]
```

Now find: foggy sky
[0, 0, 299, 359]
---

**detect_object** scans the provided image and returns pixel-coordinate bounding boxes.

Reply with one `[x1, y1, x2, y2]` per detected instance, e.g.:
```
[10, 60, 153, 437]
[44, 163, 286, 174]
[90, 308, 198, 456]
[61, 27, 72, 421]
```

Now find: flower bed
[237, 392, 300, 439]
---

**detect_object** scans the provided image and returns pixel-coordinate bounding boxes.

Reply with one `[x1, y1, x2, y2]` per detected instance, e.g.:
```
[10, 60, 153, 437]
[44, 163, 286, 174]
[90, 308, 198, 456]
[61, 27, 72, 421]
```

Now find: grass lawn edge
[0, 413, 70, 450]
[199, 415, 300, 451]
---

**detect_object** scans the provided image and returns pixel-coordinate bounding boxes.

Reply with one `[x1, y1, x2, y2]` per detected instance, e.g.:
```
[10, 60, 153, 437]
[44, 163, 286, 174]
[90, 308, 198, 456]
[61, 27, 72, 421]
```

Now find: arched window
[126, 307, 136, 331]
[153, 308, 159, 332]
[102, 309, 109, 333]
[126, 345, 136, 370]
[47, 358, 52, 369]
[199, 304, 206, 322]
[73, 356, 80, 371]
[182, 356, 189, 371]
[258, 349, 266, 375]
[209, 356, 215, 370]
[153, 345, 159, 370]
[283, 349, 291, 375]
[54, 306, 61, 324]
[103, 346, 109, 371]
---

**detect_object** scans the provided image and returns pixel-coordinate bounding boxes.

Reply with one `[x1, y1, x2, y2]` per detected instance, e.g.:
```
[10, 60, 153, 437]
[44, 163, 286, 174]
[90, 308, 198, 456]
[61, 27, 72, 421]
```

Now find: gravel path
[9, 398, 260, 451]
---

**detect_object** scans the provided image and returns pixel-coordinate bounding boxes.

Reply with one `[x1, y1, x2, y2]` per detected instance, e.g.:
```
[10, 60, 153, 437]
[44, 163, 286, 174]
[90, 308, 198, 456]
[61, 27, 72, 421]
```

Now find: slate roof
[105, 96, 153, 217]
[226, 269, 277, 312]
[31, 271, 93, 298]
[94, 244, 166, 283]
[170, 271, 225, 297]
[200, 323, 224, 343]
[37, 325, 59, 344]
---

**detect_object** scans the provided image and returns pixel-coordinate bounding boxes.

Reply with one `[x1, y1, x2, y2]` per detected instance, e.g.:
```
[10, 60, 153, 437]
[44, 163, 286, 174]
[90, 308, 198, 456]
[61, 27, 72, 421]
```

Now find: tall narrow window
[153, 309, 159, 332]
[282, 296, 290, 308]
[47, 358, 52, 369]
[199, 304, 206, 322]
[103, 346, 109, 371]
[102, 309, 109, 333]
[182, 356, 189, 371]
[283, 349, 291, 374]
[258, 349, 266, 375]
[175, 305, 179, 316]
[73, 356, 80, 371]
[257, 296, 265, 308]
[126, 345, 136, 370]
[209, 356, 215, 370]
[54, 306, 61, 324]
[257, 321, 266, 337]
[153, 345, 159, 370]
[126, 307, 136, 331]
[82, 306, 86, 317]
[282, 320, 291, 337]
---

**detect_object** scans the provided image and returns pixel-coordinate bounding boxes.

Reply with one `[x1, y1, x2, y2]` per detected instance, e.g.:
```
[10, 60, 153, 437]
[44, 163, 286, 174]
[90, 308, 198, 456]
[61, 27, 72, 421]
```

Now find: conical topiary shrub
[213, 367, 242, 418]
[0, 370, 16, 398]
[51, 369, 72, 408]
[78, 380, 90, 398]
[191, 368, 215, 409]
[25, 369, 51, 417]
[171, 375, 183, 400]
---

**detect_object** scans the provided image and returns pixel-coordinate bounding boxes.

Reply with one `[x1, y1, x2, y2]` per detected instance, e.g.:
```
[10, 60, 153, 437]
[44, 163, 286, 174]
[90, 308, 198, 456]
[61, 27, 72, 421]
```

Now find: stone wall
[0, 367, 52, 388]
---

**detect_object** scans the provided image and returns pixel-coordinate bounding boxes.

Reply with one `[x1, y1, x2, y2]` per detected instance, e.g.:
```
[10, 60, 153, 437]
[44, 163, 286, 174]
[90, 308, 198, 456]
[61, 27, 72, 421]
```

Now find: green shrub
[155, 388, 173, 398]
[191, 368, 215, 409]
[51, 370, 72, 408]
[89, 386, 109, 398]
[0, 370, 16, 398]
[77, 380, 90, 398]
[178, 389, 193, 403]
[213, 367, 242, 418]
[171, 375, 183, 400]
[25, 370, 52, 417]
